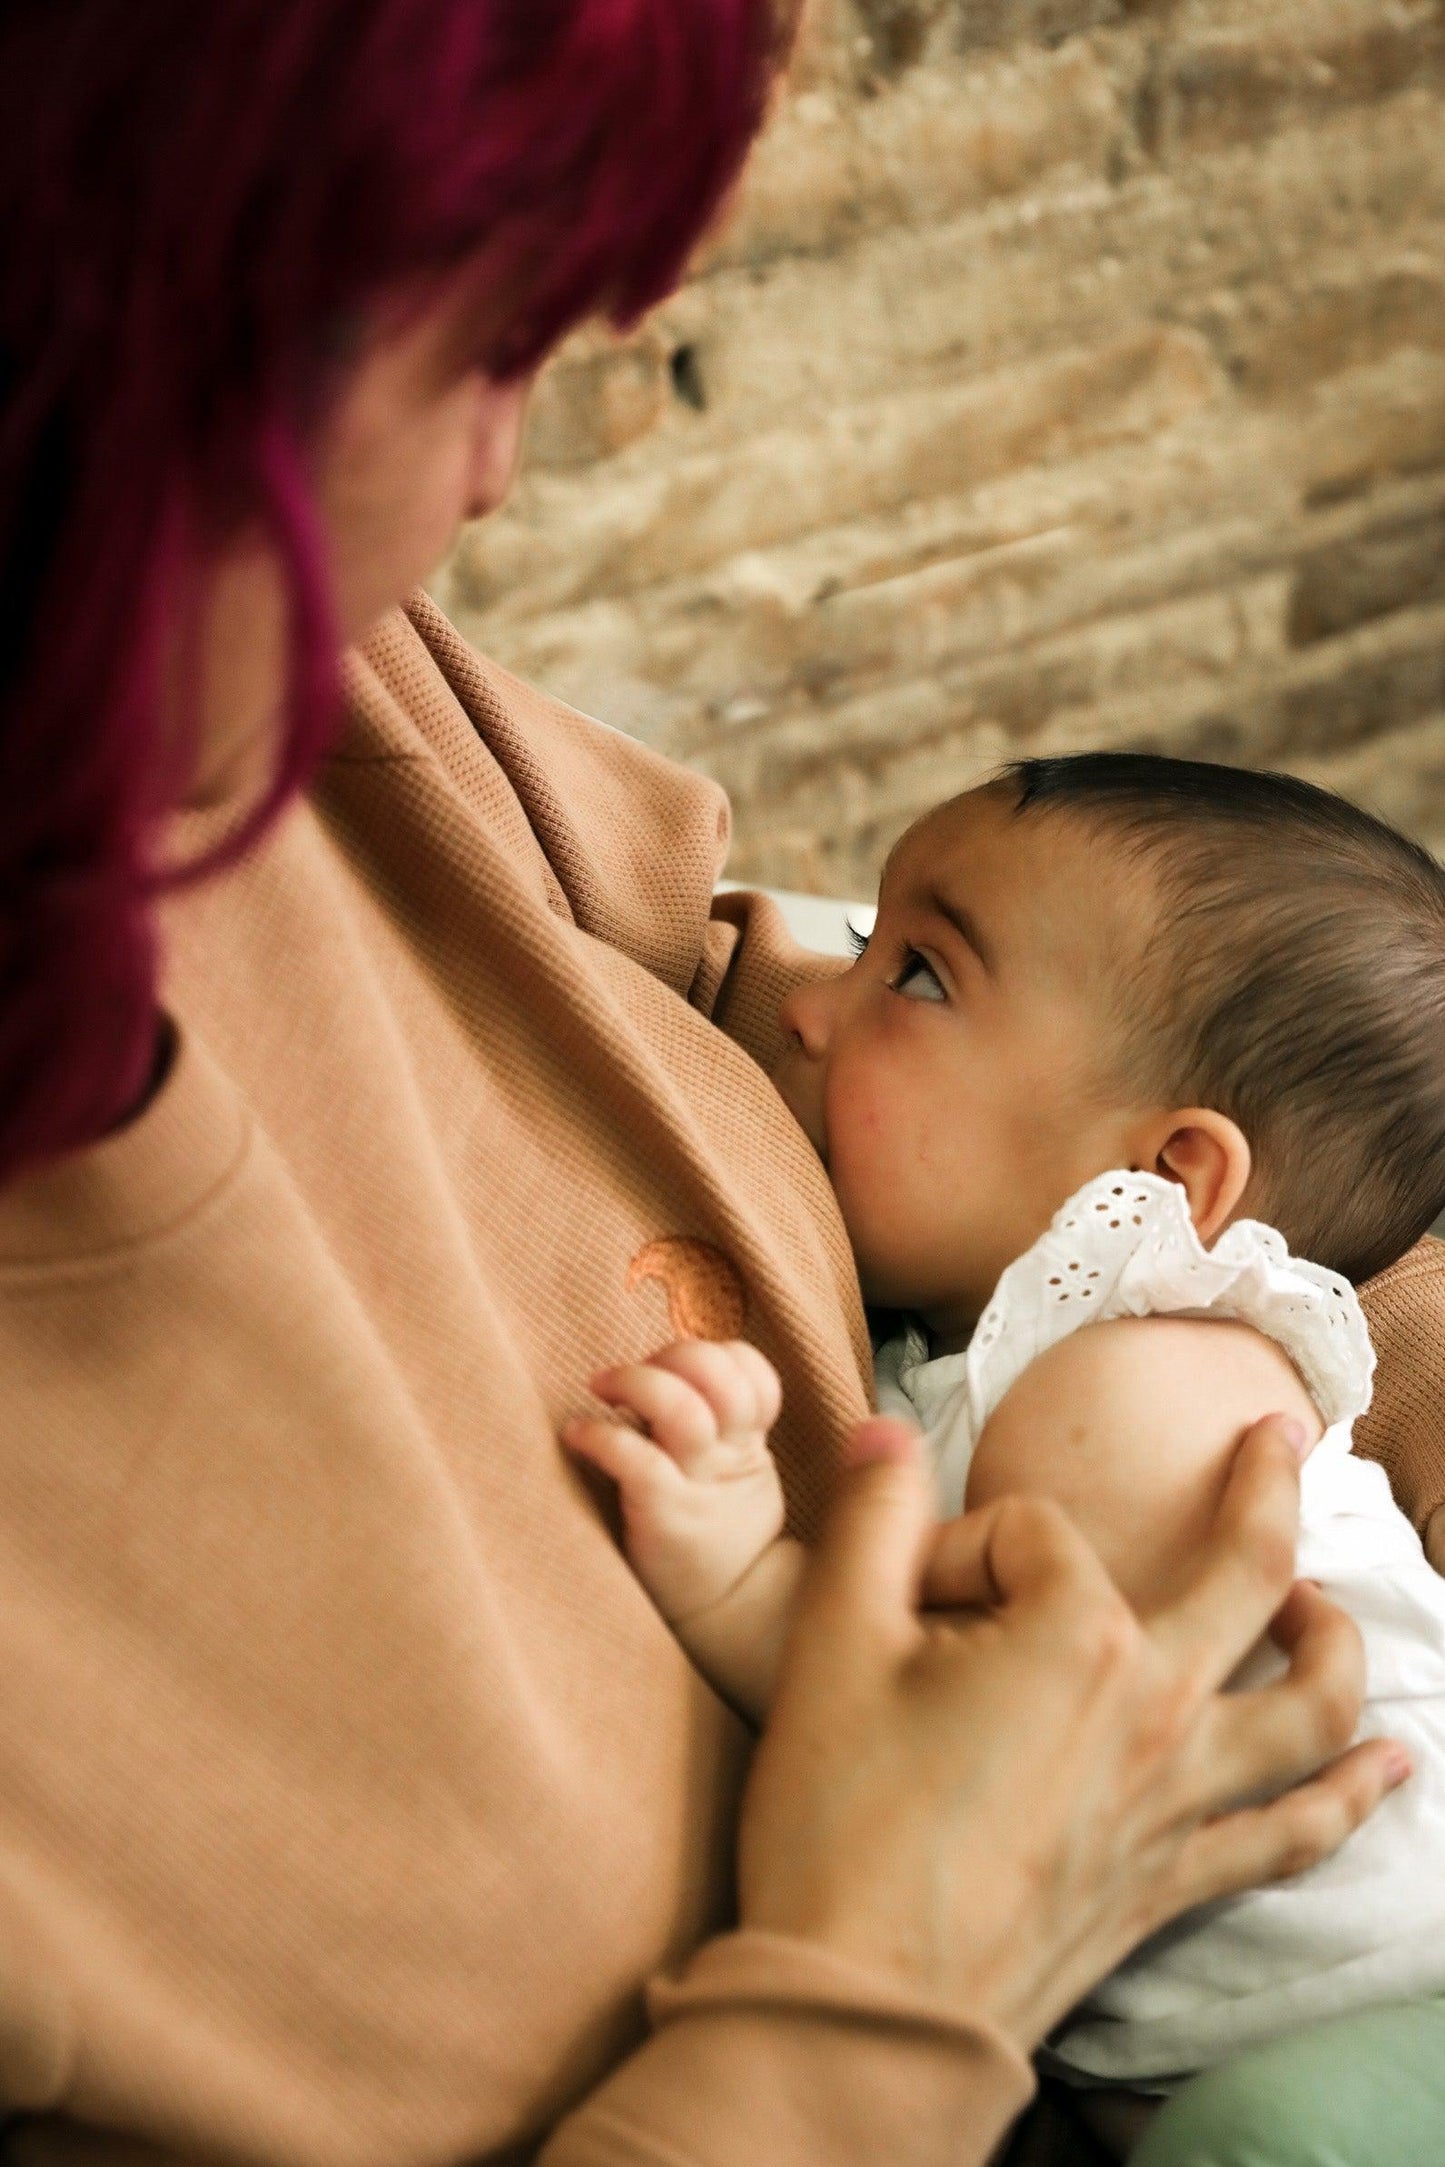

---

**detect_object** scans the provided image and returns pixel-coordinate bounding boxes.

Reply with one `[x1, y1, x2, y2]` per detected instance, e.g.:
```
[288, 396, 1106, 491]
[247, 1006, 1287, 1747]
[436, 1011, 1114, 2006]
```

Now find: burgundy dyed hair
[0, 0, 780, 1180]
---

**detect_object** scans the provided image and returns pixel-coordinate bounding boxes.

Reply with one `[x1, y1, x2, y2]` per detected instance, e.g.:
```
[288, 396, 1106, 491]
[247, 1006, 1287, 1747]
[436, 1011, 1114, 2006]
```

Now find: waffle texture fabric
[878, 1172, 1445, 2082]
[0, 596, 1030, 2167]
[1356, 1237, 1445, 1558]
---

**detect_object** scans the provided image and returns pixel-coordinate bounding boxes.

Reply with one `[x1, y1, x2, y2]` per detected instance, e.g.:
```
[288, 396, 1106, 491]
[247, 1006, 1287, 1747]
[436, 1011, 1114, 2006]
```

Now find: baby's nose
[778, 976, 834, 1059]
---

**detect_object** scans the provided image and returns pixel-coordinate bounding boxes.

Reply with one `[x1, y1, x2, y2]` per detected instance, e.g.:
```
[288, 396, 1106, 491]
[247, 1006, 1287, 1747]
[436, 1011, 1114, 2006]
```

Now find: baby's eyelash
[845, 923, 871, 957]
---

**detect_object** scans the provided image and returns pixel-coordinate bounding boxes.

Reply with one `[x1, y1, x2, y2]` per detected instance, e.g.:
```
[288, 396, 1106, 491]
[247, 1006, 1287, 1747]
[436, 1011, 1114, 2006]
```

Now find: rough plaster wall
[434, 0, 1445, 898]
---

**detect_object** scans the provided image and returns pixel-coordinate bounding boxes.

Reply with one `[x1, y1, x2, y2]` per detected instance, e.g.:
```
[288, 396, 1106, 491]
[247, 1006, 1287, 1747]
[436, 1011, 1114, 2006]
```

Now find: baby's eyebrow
[927, 889, 996, 975]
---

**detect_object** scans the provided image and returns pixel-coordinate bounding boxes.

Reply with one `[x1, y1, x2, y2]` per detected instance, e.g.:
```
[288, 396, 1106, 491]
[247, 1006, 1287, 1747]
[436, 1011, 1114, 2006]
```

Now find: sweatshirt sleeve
[3, 1943, 1032, 2167]
[1357, 1238, 1445, 1552]
[539, 1932, 1034, 2167]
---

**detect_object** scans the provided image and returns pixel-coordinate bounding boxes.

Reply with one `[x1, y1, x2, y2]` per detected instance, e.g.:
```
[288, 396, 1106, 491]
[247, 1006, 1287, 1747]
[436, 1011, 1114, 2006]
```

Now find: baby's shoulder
[974, 1314, 1323, 1501]
[1000, 1311, 1320, 1416]
[957, 1315, 1327, 1611]
[970, 1170, 1373, 1445]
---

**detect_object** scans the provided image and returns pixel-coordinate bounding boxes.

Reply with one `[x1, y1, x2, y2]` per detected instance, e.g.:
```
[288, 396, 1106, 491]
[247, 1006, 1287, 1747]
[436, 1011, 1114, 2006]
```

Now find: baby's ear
[1149, 1109, 1252, 1242]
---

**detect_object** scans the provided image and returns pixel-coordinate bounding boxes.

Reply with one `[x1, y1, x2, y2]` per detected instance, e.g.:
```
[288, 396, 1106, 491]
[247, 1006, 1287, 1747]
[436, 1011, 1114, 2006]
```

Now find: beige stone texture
[436, 0, 1445, 899]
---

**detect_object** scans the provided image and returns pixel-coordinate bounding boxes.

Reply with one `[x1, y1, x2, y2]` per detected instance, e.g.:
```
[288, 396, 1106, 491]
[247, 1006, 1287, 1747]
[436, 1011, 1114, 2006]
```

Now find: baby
[564, 753, 1445, 2141]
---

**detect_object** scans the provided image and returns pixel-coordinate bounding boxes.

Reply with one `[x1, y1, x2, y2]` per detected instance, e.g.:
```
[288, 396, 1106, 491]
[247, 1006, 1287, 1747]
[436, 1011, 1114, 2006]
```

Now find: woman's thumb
[792, 1417, 934, 1670]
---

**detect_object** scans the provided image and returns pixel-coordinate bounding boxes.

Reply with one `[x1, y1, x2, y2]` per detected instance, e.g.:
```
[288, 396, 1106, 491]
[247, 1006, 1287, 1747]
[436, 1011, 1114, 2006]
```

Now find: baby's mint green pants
[1128, 1996, 1445, 2165]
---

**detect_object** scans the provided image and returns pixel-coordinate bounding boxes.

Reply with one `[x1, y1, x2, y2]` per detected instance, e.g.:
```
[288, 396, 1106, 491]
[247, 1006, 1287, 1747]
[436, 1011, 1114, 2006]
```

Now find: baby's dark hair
[1001, 753, 1445, 1285]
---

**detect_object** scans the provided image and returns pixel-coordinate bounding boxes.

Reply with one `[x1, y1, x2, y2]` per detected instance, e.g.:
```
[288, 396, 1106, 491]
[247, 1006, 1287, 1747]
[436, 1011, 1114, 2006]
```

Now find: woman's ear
[1130, 1108, 1252, 1243]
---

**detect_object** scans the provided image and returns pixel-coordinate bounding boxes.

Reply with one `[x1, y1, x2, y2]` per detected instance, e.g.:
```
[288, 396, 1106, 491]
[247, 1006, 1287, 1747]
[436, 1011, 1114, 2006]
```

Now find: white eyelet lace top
[876, 1168, 1375, 1524]
[875, 1169, 1445, 2086]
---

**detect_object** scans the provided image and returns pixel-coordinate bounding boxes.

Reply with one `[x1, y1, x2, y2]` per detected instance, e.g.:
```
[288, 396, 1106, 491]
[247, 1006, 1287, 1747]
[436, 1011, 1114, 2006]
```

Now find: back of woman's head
[0, 0, 778, 1179]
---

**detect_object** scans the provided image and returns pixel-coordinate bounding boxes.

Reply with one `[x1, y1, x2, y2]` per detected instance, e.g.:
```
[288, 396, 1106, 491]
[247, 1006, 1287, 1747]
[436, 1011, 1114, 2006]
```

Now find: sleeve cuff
[543, 1930, 1035, 2167]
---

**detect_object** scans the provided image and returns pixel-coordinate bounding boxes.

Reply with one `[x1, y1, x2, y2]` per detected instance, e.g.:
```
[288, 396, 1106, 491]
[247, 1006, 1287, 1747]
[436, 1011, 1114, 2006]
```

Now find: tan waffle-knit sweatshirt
[0, 595, 1440, 2167]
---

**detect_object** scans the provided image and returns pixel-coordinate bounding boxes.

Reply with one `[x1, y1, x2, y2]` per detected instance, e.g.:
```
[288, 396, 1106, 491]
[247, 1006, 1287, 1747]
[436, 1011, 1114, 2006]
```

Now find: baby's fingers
[590, 1362, 721, 1467]
[646, 1340, 782, 1439]
[562, 1414, 680, 1498]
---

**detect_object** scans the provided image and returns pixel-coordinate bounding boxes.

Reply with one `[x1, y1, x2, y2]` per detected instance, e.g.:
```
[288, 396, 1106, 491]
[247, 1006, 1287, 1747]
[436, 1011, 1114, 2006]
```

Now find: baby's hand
[563, 1340, 785, 1627]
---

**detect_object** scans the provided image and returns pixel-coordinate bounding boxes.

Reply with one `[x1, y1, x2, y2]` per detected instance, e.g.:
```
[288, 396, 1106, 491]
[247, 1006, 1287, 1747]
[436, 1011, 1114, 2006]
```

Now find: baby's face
[773, 788, 1147, 1341]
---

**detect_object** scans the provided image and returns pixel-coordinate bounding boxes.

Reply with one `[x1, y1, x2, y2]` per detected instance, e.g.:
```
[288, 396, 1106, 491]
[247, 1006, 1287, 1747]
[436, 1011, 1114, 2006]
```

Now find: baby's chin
[853, 1243, 991, 1339]
[770, 1065, 827, 1163]
[857, 1265, 970, 1326]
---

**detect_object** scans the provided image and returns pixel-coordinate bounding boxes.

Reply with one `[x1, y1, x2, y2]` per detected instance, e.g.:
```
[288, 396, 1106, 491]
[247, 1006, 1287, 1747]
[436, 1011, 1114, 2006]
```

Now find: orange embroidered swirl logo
[626, 1238, 748, 1342]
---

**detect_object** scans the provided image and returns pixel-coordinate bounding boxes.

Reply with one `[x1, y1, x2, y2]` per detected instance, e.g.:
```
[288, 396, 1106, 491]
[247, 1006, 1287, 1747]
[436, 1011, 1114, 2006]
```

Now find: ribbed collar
[0, 1028, 249, 1272]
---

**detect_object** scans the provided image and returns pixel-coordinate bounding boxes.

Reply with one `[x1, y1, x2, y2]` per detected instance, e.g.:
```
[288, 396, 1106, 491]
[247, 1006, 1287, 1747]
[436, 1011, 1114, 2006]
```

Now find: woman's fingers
[915, 1502, 1004, 1613]
[921, 1489, 1121, 1626]
[1192, 1581, 1367, 1806]
[1149, 1414, 1306, 1686]
[1167, 1736, 1408, 1921]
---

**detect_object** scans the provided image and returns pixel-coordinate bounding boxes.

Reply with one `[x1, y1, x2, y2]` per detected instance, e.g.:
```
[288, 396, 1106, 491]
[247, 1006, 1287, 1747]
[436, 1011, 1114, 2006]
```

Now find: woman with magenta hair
[0, 5, 1440, 2163]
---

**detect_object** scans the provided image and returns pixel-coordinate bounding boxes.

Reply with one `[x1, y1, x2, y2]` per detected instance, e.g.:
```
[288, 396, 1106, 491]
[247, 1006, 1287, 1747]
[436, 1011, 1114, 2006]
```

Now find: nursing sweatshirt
[0, 593, 1439, 2167]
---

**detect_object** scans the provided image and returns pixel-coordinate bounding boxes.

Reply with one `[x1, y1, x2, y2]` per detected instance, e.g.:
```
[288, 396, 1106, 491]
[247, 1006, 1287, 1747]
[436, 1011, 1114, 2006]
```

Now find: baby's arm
[966, 1316, 1323, 1615]
[562, 1340, 806, 1722]
[570, 1318, 1320, 1711]
[1426, 1505, 1445, 1577]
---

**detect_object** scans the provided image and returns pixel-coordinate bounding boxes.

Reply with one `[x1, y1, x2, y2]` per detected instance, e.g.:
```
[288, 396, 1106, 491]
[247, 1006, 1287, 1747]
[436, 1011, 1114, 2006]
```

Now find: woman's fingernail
[1386, 1746, 1414, 1788]
[846, 1432, 898, 1468]
[846, 1418, 917, 1469]
[1278, 1417, 1309, 1460]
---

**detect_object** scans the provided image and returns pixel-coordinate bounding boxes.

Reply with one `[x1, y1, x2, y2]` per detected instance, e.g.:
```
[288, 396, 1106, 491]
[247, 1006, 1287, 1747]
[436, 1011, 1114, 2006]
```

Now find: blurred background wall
[432, 0, 1445, 900]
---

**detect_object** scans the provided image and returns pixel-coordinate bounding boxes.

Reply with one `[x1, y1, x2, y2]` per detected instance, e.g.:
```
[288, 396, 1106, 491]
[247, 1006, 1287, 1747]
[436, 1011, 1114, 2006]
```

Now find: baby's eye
[894, 950, 947, 1003]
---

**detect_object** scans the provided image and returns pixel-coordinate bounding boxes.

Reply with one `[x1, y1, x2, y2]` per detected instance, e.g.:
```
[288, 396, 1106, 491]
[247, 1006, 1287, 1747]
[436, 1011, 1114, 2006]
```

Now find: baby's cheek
[823, 1078, 906, 1260]
[825, 1066, 897, 1196]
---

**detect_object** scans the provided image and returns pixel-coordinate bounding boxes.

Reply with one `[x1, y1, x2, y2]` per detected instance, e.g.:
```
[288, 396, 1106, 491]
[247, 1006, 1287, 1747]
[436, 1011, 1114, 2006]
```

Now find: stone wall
[433, 0, 1445, 899]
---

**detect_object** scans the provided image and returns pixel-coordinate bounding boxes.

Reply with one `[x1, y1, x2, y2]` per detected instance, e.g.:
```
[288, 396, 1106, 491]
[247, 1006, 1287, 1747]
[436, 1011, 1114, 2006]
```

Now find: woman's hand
[739, 1413, 1409, 2054]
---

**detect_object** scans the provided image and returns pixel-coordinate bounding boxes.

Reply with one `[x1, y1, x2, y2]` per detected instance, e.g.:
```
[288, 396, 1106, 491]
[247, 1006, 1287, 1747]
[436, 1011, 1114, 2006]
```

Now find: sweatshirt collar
[0, 1028, 249, 1272]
